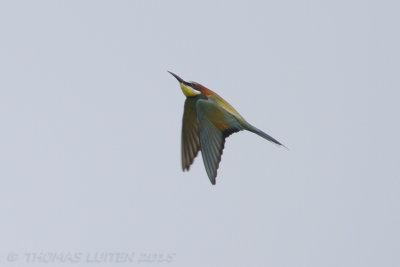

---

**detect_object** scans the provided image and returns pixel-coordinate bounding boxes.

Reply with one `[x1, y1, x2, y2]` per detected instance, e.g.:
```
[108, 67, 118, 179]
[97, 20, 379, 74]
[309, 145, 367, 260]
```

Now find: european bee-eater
[169, 71, 285, 185]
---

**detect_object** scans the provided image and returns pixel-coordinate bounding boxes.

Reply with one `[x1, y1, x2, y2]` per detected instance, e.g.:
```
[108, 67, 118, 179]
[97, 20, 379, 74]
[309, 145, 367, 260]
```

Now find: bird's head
[168, 71, 201, 97]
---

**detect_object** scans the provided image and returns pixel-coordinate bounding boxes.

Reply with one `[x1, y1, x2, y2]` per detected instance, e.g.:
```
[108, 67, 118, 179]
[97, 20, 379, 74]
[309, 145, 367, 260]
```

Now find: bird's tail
[244, 123, 286, 148]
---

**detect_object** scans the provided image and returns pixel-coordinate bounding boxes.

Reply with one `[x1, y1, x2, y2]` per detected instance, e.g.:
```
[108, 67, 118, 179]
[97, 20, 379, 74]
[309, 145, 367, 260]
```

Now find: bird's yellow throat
[180, 83, 200, 97]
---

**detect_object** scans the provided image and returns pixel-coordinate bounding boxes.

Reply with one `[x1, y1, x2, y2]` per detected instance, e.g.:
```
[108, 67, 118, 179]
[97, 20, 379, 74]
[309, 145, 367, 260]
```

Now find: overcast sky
[0, 1, 399, 266]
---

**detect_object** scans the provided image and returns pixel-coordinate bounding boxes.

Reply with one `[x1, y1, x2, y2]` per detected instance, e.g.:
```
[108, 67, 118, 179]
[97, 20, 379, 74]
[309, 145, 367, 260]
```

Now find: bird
[168, 71, 285, 185]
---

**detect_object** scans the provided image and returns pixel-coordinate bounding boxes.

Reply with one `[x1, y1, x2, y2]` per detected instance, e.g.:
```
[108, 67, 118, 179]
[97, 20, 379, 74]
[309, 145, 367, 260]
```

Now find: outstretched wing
[181, 98, 201, 171]
[196, 99, 244, 184]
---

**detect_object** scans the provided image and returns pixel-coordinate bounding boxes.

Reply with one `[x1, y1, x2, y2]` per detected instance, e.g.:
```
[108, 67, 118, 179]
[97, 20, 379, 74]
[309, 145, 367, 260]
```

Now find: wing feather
[196, 100, 244, 184]
[181, 98, 201, 171]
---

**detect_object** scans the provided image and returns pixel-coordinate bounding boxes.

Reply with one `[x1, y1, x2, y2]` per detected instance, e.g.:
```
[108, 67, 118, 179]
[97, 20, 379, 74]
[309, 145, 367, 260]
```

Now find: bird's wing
[196, 99, 244, 184]
[181, 98, 201, 171]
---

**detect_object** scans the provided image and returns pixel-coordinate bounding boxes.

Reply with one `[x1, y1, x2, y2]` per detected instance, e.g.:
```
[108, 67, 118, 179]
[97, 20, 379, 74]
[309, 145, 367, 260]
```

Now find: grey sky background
[0, 1, 399, 266]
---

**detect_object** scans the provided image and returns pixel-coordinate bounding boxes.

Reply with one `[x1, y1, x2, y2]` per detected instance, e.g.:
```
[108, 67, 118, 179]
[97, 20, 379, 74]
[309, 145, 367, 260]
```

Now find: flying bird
[169, 71, 285, 185]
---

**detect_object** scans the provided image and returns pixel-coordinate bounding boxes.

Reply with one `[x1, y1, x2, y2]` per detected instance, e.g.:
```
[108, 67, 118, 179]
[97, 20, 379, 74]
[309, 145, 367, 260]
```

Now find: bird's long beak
[168, 71, 201, 97]
[168, 71, 186, 84]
